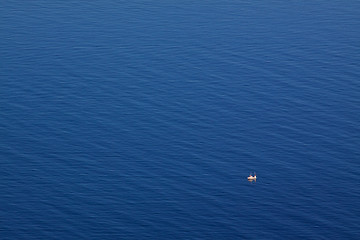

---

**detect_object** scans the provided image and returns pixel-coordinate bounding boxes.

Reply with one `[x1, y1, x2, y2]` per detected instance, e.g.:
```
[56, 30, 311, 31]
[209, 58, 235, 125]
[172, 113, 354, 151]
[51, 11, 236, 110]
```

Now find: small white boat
[247, 172, 257, 180]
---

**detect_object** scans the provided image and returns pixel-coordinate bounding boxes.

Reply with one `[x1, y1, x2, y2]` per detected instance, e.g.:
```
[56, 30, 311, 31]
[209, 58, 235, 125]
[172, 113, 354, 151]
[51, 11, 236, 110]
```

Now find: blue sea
[1, 0, 360, 239]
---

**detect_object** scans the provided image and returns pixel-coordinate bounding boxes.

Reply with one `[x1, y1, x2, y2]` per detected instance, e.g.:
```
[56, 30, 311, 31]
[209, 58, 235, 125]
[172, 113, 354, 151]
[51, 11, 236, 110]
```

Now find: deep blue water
[1, 0, 360, 239]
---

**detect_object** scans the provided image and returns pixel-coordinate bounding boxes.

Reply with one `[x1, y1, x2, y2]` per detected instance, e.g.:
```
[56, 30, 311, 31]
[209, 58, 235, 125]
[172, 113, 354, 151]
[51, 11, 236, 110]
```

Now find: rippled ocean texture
[1, 1, 360, 239]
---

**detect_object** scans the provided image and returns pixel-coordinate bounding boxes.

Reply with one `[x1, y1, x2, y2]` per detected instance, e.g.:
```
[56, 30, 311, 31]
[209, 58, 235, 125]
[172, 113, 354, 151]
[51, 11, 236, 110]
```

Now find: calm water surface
[1, 1, 360, 239]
